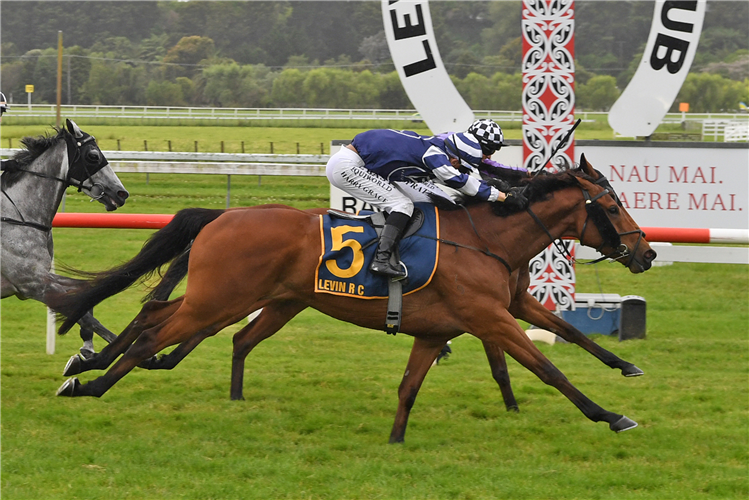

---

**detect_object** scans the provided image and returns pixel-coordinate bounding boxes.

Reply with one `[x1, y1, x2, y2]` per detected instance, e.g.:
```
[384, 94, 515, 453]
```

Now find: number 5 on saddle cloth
[315, 203, 440, 333]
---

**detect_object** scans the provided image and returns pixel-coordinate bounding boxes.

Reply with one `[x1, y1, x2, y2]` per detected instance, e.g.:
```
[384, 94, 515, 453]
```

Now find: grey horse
[1, 119, 129, 356]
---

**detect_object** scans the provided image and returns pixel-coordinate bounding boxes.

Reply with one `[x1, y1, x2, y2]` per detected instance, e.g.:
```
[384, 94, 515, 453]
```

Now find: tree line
[1, 1, 747, 113]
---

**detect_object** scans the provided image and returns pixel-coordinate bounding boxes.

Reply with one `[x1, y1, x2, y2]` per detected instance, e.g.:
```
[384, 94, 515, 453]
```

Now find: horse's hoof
[56, 377, 80, 397]
[63, 355, 83, 376]
[622, 364, 644, 377]
[79, 348, 95, 360]
[506, 404, 519, 413]
[610, 415, 638, 433]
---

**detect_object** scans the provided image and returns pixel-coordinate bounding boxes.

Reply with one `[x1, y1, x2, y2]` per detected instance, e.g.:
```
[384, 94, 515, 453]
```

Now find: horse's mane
[431, 167, 592, 217]
[2, 128, 66, 189]
[490, 168, 589, 217]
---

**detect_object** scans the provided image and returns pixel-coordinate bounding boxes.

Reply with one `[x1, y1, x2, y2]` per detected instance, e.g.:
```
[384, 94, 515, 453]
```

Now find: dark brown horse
[52, 157, 656, 442]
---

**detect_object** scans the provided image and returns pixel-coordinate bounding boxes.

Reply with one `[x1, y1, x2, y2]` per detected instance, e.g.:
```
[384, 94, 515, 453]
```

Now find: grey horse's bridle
[1, 133, 109, 232]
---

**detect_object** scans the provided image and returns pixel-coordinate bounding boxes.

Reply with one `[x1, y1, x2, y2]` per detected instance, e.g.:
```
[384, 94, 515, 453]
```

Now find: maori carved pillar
[522, 0, 576, 310]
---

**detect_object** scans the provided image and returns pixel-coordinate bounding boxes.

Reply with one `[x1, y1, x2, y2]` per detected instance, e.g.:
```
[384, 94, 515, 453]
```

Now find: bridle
[527, 174, 646, 268]
[1, 131, 109, 232]
[418, 170, 646, 273]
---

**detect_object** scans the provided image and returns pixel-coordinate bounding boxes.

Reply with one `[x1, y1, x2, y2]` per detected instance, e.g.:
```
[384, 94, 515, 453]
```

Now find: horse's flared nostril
[118, 191, 130, 200]
[644, 249, 657, 262]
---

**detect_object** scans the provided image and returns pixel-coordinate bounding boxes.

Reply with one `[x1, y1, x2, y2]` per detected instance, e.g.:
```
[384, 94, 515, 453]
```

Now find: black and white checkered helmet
[0, 92, 8, 115]
[467, 119, 504, 156]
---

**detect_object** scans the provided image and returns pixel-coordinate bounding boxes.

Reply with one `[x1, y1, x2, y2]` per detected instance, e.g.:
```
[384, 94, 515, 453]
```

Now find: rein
[526, 178, 645, 267]
[418, 205, 513, 274]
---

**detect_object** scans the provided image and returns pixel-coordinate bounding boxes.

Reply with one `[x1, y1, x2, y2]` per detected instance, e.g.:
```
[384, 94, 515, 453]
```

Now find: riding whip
[533, 118, 582, 177]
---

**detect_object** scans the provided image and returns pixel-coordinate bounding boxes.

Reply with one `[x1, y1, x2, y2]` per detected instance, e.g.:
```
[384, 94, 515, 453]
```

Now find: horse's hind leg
[231, 301, 306, 401]
[62, 299, 183, 377]
[481, 340, 519, 412]
[58, 295, 250, 398]
[389, 337, 448, 444]
[509, 291, 643, 377]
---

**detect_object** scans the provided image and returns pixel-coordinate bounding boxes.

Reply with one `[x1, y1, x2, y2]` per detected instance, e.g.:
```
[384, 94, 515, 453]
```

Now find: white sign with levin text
[382, 0, 474, 133]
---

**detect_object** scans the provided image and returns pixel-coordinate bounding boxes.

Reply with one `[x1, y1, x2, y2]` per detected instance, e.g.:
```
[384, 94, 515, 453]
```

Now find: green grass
[2, 258, 747, 499]
[0, 119, 690, 155]
[1, 128, 748, 499]
[1, 124, 434, 154]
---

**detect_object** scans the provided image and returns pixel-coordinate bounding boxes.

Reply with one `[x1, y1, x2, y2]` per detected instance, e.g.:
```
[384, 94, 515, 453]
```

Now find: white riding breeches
[326, 146, 456, 216]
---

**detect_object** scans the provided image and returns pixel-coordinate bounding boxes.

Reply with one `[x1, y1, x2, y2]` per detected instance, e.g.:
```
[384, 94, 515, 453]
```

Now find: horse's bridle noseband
[1, 131, 109, 232]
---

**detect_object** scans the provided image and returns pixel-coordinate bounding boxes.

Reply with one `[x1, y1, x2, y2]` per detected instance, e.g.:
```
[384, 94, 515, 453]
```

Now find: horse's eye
[608, 205, 619, 215]
[85, 149, 101, 163]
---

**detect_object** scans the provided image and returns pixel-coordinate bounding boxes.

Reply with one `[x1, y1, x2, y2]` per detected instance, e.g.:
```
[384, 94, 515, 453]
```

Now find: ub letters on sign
[607, 0, 705, 138]
[649, 1, 698, 74]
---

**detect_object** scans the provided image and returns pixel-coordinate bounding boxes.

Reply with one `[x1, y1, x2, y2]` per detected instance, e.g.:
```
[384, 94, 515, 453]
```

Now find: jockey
[467, 118, 528, 179]
[0, 92, 14, 172]
[433, 119, 529, 202]
[326, 123, 526, 278]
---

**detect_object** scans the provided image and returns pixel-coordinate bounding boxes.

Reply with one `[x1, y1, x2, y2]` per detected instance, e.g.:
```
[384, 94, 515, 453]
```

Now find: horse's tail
[143, 247, 191, 302]
[54, 207, 225, 335]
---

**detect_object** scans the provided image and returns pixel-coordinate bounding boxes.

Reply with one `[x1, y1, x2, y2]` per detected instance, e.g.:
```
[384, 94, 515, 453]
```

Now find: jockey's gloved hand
[503, 186, 529, 209]
[493, 179, 512, 192]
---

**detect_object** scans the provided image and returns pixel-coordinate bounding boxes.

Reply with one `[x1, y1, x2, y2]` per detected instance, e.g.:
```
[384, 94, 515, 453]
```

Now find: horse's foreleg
[481, 340, 519, 412]
[231, 302, 305, 401]
[389, 337, 447, 444]
[509, 291, 643, 377]
[62, 299, 182, 377]
[476, 315, 637, 433]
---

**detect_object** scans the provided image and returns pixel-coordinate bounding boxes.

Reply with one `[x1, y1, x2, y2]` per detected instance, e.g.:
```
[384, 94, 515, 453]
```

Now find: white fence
[702, 120, 749, 142]
[724, 121, 749, 142]
[5, 104, 525, 123]
[6, 104, 747, 126]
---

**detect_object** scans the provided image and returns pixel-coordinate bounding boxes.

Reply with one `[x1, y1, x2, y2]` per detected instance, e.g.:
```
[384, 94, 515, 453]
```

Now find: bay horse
[63, 207, 645, 415]
[51, 156, 656, 442]
[1, 120, 129, 355]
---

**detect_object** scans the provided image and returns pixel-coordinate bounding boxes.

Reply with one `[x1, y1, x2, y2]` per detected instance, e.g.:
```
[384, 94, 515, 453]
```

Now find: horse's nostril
[645, 249, 657, 261]
[118, 191, 130, 200]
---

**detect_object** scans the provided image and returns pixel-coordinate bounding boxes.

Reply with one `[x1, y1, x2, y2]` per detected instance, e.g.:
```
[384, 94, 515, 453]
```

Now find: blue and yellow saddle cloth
[315, 204, 440, 299]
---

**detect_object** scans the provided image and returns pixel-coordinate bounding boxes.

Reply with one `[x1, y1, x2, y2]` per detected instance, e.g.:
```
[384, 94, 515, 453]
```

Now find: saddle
[325, 207, 427, 335]
[327, 208, 425, 241]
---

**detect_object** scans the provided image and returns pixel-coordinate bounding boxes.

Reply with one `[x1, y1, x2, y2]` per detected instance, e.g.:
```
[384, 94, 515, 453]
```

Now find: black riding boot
[370, 211, 410, 278]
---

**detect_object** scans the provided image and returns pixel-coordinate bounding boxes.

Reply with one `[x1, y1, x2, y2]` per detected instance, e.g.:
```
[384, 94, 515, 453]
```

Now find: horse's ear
[579, 153, 596, 177]
[66, 119, 83, 139]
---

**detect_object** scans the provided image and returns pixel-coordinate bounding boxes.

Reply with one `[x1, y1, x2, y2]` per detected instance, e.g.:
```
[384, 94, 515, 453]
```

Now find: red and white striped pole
[51, 213, 749, 244]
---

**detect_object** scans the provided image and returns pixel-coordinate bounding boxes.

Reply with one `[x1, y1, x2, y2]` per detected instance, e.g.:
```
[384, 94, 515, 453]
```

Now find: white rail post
[46, 260, 56, 355]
